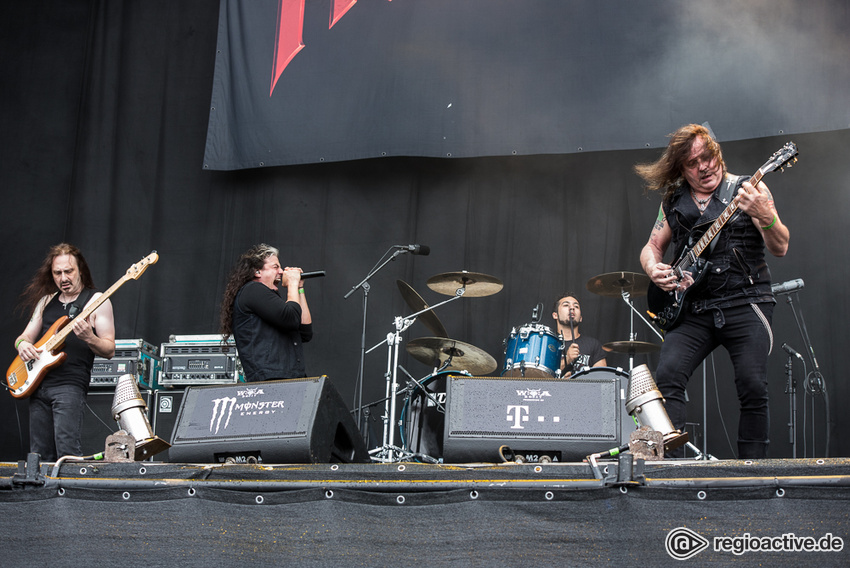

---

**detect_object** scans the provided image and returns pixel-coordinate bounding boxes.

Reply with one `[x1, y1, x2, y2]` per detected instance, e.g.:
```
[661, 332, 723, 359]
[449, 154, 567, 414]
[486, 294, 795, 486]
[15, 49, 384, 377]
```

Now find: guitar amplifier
[159, 334, 244, 386]
[90, 338, 160, 389]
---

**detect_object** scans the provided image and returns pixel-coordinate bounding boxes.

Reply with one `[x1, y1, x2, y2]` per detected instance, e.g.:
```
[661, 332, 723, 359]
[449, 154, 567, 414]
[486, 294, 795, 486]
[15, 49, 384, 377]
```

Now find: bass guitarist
[12, 243, 115, 461]
[637, 124, 789, 459]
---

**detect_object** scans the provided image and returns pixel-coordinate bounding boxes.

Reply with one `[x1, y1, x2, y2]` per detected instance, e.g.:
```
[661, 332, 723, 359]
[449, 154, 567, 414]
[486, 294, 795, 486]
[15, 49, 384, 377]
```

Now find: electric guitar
[646, 143, 798, 331]
[5, 251, 159, 399]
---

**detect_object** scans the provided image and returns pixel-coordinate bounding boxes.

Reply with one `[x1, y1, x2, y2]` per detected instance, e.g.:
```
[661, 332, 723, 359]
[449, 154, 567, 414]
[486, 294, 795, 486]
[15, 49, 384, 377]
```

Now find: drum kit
[366, 268, 663, 464]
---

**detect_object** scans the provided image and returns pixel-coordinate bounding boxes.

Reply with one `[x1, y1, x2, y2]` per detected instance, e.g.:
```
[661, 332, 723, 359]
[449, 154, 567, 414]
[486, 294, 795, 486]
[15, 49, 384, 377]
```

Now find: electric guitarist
[636, 124, 790, 460]
[12, 243, 115, 461]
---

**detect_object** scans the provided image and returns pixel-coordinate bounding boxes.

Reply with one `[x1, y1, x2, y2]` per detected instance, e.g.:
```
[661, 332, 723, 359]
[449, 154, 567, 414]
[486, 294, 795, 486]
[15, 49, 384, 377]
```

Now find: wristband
[761, 215, 777, 230]
[15, 338, 25, 349]
[298, 288, 305, 294]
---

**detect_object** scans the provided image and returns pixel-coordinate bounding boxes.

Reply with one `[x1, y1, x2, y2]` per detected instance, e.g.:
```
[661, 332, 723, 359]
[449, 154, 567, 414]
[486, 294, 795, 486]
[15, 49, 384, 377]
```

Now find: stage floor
[2, 456, 849, 567]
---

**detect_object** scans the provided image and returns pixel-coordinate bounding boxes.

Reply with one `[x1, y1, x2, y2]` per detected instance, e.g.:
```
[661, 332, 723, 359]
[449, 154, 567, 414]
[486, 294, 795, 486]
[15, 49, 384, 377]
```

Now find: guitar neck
[688, 171, 763, 259]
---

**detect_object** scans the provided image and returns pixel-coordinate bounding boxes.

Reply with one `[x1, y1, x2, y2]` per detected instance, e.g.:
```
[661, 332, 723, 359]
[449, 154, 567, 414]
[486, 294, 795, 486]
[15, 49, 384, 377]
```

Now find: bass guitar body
[6, 316, 70, 398]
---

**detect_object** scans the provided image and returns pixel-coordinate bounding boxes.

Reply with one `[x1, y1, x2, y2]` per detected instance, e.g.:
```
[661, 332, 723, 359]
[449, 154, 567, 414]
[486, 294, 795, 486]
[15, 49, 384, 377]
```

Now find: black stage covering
[1, 457, 848, 566]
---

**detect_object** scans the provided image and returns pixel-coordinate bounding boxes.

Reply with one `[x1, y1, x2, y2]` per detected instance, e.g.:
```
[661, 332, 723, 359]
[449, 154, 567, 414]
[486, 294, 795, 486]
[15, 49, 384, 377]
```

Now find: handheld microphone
[299, 271, 326, 279]
[771, 278, 804, 295]
[394, 244, 430, 256]
[782, 343, 803, 360]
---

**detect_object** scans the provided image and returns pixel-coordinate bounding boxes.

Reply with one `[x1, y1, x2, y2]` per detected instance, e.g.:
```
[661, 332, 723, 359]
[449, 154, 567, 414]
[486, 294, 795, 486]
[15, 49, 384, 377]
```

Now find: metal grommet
[602, 465, 610, 475]
[396, 495, 406, 504]
[79, 467, 88, 475]
[325, 490, 334, 499]
[534, 466, 543, 473]
[697, 491, 707, 500]
[122, 492, 131, 500]
[544, 491, 554, 501]
[330, 464, 339, 471]
[744, 460, 754, 466]
[138, 467, 147, 475]
[776, 488, 785, 498]
[397, 465, 406, 472]
[619, 486, 629, 495]
[187, 488, 196, 497]
[255, 495, 264, 504]
[57, 488, 66, 496]
[469, 491, 479, 500]
[816, 459, 825, 465]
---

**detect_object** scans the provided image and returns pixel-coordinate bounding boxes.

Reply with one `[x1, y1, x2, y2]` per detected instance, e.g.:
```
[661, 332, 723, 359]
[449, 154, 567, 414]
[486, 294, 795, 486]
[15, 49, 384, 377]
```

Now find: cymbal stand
[369, 288, 465, 463]
[619, 290, 664, 370]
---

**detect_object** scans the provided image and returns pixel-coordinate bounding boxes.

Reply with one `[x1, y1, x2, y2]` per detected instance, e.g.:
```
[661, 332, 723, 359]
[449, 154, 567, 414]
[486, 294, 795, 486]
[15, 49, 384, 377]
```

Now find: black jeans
[655, 302, 774, 459]
[29, 383, 87, 461]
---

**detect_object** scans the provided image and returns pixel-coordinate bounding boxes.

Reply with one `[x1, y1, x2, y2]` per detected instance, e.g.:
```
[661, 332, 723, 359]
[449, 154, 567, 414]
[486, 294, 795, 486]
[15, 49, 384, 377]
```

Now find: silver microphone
[394, 244, 430, 255]
[771, 278, 804, 295]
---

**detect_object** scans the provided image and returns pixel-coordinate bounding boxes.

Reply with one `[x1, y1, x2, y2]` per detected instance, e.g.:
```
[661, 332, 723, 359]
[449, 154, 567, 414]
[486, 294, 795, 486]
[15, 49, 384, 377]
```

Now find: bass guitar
[5, 251, 159, 399]
[647, 142, 798, 331]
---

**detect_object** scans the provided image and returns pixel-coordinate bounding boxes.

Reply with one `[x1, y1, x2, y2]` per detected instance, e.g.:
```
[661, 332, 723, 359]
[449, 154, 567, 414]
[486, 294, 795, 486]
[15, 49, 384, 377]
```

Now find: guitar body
[646, 259, 710, 332]
[6, 316, 70, 398]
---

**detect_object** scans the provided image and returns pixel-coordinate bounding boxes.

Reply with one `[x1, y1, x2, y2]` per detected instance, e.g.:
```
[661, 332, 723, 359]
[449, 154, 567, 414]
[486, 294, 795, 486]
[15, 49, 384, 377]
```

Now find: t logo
[506, 405, 529, 429]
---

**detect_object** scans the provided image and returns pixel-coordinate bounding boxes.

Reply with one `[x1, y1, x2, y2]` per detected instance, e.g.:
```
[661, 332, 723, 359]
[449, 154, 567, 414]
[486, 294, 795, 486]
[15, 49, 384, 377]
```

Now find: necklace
[690, 188, 711, 211]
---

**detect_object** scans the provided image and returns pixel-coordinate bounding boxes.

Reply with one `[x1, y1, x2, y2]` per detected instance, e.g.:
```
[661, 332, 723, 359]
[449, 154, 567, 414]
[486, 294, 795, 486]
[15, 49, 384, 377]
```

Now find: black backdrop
[1, 1, 847, 460]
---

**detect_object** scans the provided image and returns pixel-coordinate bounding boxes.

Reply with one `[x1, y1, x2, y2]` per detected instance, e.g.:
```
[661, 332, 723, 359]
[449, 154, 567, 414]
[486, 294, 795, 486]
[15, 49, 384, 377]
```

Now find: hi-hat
[397, 280, 449, 338]
[603, 340, 661, 355]
[426, 271, 503, 297]
[406, 337, 498, 375]
[586, 271, 650, 297]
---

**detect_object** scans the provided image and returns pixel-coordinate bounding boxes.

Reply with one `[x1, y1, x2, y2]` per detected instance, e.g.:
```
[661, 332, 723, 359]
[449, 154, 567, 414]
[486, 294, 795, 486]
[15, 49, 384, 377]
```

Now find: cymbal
[586, 271, 651, 297]
[426, 270, 503, 297]
[602, 340, 661, 355]
[406, 337, 498, 375]
[397, 280, 449, 338]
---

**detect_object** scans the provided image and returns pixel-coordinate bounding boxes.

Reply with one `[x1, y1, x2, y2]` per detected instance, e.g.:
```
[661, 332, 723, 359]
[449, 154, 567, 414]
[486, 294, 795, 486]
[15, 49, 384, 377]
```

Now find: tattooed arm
[735, 180, 790, 257]
[640, 205, 680, 292]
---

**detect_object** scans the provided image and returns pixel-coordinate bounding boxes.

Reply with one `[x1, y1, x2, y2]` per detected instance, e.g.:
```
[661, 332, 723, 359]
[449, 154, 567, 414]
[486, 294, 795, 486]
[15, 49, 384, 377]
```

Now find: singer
[219, 244, 313, 381]
[637, 124, 791, 459]
[551, 293, 606, 377]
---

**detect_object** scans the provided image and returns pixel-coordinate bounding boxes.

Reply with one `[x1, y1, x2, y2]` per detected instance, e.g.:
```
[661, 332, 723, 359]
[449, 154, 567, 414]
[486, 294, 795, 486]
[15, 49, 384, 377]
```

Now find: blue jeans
[29, 383, 88, 461]
[655, 302, 774, 459]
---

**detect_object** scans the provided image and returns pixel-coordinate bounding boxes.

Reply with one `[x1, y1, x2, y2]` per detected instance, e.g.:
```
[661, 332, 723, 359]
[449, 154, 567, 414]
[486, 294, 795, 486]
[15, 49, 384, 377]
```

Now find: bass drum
[571, 366, 637, 440]
[400, 370, 467, 460]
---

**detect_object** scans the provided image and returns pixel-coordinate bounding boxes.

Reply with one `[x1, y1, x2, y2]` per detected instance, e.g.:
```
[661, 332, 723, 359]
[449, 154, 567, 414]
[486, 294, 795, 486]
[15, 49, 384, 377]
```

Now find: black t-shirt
[564, 334, 606, 376]
[37, 289, 97, 392]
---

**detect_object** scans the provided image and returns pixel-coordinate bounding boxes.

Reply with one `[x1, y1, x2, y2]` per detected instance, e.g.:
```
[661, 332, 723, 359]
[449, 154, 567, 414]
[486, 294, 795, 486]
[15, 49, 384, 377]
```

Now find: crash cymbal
[426, 271, 503, 297]
[406, 337, 498, 375]
[586, 271, 651, 297]
[602, 340, 661, 355]
[397, 280, 449, 338]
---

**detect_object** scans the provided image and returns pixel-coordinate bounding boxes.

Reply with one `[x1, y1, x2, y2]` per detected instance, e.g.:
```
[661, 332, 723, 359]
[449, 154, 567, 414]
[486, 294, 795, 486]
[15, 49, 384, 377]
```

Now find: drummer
[552, 293, 607, 377]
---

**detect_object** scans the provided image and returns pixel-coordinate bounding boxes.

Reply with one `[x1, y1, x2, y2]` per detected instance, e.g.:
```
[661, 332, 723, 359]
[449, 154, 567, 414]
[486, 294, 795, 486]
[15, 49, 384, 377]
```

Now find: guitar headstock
[126, 251, 159, 280]
[759, 142, 799, 175]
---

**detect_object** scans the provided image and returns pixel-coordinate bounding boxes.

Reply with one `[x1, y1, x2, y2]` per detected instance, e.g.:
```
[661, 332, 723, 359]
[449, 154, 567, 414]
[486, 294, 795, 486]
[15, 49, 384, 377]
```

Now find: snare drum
[502, 323, 562, 378]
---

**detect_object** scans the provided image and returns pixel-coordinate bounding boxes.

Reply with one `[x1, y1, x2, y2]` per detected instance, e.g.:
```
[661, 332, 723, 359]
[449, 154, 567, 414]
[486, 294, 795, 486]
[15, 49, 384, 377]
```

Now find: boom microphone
[299, 271, 326, 279]
[771, 278, 804, 295]
[395, 244, 430, 256]
[782, 343, 804, 360]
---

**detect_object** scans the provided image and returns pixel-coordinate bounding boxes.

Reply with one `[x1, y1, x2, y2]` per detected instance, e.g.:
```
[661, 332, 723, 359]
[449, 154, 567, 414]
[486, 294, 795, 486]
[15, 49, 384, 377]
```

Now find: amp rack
[158, 334, 244, 386]
[90, 338, 160, 389]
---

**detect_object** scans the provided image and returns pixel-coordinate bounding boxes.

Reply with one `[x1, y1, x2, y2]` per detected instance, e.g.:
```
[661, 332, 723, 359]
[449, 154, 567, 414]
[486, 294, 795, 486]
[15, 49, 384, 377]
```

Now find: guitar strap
[68, 288, 95, 320]
[706, 174, 747, 255]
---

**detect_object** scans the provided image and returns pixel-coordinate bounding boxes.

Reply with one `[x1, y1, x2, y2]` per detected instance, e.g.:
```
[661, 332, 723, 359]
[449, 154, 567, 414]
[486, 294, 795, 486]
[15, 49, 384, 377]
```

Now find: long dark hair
[219, 243, 279, 337]
[18, 243, 95, 316]
[634, 124, 726, 202]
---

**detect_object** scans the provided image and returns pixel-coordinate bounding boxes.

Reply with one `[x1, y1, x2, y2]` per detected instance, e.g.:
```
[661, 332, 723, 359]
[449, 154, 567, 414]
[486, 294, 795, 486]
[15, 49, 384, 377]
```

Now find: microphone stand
[784, 353, 797, 458]
[781, 290, 830, 457]
[343, 247, 412, 439]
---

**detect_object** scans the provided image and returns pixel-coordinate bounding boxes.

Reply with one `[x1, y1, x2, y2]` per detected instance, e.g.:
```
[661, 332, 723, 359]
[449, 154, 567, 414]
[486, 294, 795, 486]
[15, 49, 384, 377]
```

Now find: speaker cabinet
[81, 389, 153, 456]
[168, 376, 368, 464]
[442, 369, 635, 463]
[150, 389, 186, 462]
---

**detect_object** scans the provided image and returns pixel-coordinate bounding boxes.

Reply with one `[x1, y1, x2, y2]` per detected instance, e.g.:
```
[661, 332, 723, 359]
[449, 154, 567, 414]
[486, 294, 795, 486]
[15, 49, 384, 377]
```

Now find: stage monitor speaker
[168, 376, 369, 464]
[442, 369, 635, 463]
[81, 389, 153, 456]
[150, 389, 187, 462]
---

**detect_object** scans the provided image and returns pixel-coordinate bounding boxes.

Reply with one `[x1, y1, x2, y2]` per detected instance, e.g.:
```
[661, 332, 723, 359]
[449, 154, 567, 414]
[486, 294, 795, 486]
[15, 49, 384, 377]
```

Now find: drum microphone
[394, 244, 430, 255]
[299, 271, 326, 279]
[771, 278, 804, 295]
